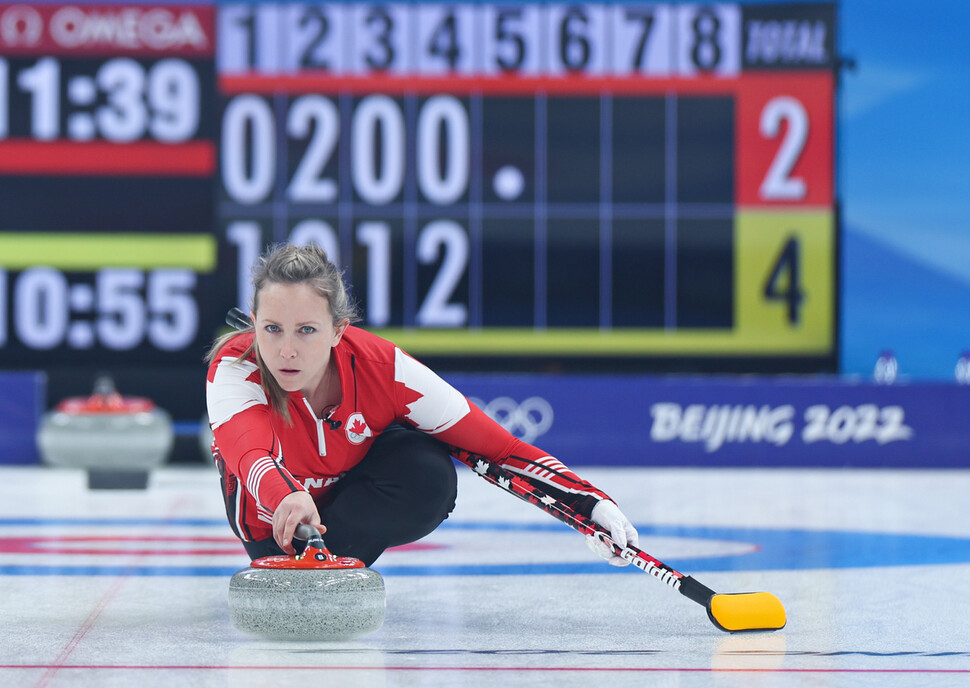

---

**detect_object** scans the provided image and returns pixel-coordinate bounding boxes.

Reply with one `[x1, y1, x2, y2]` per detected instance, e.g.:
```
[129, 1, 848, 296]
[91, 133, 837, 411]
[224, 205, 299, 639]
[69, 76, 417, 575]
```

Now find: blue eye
[265, 324, 280, 333]
[300, 326, 316, 334]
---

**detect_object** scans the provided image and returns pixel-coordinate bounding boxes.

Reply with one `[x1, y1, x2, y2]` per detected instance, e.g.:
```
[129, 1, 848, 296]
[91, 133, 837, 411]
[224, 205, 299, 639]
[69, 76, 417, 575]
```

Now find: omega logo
[1, 5, 43, 47]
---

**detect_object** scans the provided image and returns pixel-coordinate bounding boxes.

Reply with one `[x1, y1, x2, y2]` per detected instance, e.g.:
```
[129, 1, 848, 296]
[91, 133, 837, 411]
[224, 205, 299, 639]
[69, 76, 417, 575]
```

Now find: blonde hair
[207, 243, 359, 424]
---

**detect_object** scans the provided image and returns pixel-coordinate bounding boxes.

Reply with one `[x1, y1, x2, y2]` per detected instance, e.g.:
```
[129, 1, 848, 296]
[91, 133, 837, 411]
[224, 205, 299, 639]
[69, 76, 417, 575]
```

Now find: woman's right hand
[272, 491, 322, 555]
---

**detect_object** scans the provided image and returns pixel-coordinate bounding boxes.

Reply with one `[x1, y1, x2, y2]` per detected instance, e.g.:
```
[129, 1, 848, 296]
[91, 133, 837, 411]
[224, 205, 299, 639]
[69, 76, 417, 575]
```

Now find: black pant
[242, 425, 458, 567]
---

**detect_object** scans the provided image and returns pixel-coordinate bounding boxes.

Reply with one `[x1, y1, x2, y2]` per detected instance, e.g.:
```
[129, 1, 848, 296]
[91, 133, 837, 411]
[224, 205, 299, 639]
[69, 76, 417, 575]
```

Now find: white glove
[586, 500, 639, 567]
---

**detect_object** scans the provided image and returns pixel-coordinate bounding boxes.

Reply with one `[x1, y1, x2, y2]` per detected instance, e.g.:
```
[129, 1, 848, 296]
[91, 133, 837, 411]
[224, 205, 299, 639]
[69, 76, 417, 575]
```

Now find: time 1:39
[0, 57, 200, 142]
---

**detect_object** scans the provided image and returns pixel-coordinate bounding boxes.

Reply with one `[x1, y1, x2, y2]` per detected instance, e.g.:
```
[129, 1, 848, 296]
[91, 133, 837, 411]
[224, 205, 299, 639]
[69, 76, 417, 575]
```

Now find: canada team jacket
[206, 327, 610, 542]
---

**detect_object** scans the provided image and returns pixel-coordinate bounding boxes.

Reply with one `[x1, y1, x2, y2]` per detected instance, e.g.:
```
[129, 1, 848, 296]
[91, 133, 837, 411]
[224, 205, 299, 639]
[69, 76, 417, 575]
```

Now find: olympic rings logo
[469, 396, 554, 444]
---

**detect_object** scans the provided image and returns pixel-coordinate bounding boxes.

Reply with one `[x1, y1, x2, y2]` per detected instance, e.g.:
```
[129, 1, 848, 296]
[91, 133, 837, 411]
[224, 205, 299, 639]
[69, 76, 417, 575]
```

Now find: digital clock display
[0, 1, 838, 375]
[0, 3, 216, 365]
[0, 266, 199, 351]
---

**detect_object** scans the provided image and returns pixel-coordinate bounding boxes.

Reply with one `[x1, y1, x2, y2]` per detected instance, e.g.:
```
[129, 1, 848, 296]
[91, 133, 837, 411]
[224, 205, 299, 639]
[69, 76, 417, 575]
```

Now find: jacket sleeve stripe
[394, 347, 470, 434]
[505, 461, 600, 496]
[207, 358, 266, 430]
[246, 457, 279, 509]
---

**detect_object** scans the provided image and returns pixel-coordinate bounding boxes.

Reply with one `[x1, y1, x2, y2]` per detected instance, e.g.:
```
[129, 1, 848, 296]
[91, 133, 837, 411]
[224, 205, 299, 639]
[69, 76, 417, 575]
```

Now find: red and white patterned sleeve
[206, 346, 304, 523]
[391, 347, 611, 514]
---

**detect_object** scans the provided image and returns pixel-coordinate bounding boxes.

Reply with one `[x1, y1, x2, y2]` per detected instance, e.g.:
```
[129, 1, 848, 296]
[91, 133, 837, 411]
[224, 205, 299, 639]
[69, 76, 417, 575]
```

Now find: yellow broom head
[708, 592, 787, 632]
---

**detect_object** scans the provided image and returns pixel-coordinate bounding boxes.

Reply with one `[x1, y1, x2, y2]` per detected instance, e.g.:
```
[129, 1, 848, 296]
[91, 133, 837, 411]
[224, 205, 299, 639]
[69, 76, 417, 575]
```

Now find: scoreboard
[0, 1, 838, 375]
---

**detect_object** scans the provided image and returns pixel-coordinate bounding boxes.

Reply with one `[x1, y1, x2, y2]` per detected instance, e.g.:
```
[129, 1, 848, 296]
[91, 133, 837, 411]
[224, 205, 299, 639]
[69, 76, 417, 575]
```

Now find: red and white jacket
[206, 326, 610, 542]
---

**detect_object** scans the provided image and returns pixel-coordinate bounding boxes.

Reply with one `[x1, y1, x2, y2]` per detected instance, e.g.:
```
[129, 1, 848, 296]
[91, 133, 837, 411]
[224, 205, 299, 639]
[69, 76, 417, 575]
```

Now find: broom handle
[450, 449, 718, 608]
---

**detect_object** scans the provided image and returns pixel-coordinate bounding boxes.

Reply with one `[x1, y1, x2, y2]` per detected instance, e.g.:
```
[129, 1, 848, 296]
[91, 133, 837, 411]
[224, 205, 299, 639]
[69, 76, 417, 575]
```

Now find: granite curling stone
[228, 525, 386, 641]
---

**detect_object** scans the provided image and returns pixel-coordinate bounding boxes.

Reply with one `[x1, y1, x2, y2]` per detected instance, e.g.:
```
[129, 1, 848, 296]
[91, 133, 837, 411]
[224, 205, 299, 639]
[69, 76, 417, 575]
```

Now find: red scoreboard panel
[0, 2, 837, 374]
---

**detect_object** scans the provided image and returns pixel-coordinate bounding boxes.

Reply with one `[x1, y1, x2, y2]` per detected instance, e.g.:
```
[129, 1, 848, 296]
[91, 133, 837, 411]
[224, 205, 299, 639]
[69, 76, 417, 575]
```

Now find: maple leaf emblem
[497, 476, 511, 490]
[540, 495, 556, 506]
[343, 412, 371, 445]
[474, 459, 488, 475]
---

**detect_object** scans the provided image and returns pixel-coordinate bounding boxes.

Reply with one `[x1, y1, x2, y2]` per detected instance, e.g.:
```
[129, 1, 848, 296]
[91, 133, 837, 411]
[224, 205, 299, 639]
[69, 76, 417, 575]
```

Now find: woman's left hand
[586, 500, 639, 566]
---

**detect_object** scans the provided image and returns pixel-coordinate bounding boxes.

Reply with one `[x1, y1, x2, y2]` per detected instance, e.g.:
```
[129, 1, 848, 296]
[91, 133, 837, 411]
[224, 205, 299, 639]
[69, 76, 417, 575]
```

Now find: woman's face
[252, 282, 347, 396]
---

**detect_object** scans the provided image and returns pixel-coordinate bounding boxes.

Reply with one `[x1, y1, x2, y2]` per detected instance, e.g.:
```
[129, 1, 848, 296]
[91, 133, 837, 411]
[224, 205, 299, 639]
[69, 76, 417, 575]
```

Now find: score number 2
[739, 72, 833, 209]
[759, 96, 809, 202]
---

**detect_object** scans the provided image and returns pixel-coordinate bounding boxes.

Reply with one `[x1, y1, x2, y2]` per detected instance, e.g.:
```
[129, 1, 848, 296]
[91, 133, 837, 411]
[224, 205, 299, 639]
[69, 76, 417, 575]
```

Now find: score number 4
[763, 236, 804, 325]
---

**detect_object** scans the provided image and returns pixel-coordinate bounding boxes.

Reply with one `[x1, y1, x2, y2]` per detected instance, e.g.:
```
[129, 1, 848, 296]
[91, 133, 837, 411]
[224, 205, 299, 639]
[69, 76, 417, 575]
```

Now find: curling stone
[36, 375, 173, 490]
[229, 524, 385, 641]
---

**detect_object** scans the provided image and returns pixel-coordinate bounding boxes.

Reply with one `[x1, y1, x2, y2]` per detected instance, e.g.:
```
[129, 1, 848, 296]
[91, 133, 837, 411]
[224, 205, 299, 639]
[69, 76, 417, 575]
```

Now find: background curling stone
[36, 375, 173, 490]
[229, 525, 385, 641]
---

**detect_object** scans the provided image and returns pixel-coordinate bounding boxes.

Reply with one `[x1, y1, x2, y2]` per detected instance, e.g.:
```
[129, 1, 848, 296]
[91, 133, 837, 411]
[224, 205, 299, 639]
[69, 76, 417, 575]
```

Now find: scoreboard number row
[217, 3, 742, 76]
[223, 210, 834, 349]
[221, 86, 829, 208]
